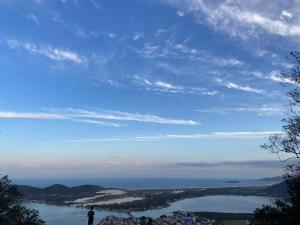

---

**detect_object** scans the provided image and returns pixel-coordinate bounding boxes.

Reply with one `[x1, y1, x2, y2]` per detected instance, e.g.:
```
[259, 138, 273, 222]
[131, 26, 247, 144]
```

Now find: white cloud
[164, 131, 281, 139]
[226, 82, 264, 94]
[27, 14, 40, 26]
[280, 10, 293, 20]
[0, 108, 199, 126]
[216, 78, 264, 94]
[166, 0, 300, 38]
[102, 31, 116, 38]
[0, 112, 66, 120]
[176, 10, 185, 17]
[66, 108, 199, 126]
[73, 119, 121, 127]
[173, 160, 286, 168]
[197, 105, 285, 116]
[212, 57, 244, 67]
[5, 39, 86, 64]
[133, 32, 143, 41]
[253, 70, 294, 84]
[133, 75, 218, 96]
[55, 131, 282, 143]
[0, 111, 120, 127]
[268, 71, 294, 84]
[155, 80, 183, 90]
[136, 38, 243, 67]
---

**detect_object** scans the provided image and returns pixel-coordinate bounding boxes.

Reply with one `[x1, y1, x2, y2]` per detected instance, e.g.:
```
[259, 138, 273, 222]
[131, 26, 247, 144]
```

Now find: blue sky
[0, 0, 299, 179]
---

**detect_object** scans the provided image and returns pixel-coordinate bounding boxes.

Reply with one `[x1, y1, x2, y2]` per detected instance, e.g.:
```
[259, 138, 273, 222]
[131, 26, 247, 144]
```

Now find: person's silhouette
[139, 216, 146, 225]
[87, 207, 95, 225]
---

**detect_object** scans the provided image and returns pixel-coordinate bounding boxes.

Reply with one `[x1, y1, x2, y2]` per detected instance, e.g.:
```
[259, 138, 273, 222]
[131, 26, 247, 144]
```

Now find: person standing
[87, 207, 95, 225]
[183, 213, 193, 225]
[147, 218, 153, 225]
[139, 216, 146, 225]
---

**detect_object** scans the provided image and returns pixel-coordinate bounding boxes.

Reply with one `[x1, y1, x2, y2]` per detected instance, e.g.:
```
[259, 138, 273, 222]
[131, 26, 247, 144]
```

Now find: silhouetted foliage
[251, 52, 300, 225]
[0, 175, 45, 225]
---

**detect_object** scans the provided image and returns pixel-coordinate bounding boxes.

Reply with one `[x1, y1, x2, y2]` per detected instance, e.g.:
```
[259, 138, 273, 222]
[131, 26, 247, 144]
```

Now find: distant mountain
[265, 181, 289, 198]
[257, 176, 284, 182]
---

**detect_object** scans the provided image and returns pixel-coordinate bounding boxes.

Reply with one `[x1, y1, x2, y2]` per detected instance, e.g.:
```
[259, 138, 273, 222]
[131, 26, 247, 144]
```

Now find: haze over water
[15, 178, 277, 189]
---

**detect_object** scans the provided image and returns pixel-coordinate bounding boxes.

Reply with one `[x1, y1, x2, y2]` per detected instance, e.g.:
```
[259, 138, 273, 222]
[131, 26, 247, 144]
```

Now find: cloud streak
[27, 14, 40, 26]
[5, 39, 87, 64]
[133, 75, 218, 96]
[216, 78, 264, 94]
[65, 108, 199, 126]
[57, 131, 281, 143]
[197, 105, 285, 116]
[0, 108, 199, 126]
[136, 38, 244, 68]
[166, 0, 300, 39]
[226, 82, 263, 94]
[172, 160, 286, 169]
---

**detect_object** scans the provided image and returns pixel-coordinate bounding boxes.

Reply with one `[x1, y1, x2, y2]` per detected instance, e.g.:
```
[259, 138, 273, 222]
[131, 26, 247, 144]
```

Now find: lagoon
[24, 195, 273, 225]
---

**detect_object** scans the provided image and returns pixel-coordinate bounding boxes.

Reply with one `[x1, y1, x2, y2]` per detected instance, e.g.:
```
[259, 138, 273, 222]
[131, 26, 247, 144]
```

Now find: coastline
[20, 183, 283, 212]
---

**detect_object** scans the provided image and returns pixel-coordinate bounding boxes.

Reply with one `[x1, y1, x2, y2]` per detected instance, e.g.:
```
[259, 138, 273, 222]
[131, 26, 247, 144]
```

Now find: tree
[0, 175, 45, 225]
[251, 52, 300, 225]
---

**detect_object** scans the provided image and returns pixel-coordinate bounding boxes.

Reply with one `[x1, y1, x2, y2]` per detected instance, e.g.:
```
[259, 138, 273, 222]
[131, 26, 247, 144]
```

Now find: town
[98, 212, 218, 225]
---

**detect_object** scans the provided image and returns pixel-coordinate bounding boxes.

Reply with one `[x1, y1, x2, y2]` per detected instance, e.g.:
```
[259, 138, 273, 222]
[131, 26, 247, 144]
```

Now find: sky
[0, 0, 299, 179]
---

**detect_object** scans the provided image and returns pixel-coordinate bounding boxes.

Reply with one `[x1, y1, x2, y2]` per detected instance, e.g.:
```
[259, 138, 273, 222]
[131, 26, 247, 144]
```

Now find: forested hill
[257, 176, 284, 182]
[17, 184, 105, 204]
[264, 181, 289, 198]
[18, 182, 288, 207]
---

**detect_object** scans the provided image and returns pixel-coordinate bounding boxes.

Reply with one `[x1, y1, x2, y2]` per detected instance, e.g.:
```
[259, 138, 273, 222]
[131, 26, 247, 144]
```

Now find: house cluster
[98, 211, 215, 225]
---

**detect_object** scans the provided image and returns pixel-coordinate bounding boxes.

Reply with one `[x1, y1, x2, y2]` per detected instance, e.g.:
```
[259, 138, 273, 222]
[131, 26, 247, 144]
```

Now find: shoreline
[19, 181, 285, 212]
[24, 194, 275, 213]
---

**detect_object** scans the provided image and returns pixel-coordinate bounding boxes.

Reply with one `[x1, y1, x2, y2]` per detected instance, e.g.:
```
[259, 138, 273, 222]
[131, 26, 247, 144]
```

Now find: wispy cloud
[5, 39, 87, 64]
[90, 0, 102, 11]
[268, 71, 294, 84]
[65, 108, 199, 126]
[158, 131, 281, 139]
[0, 108, 199, 126]
[253, 70, 294, 84]
[57, 131, 281, 143]
[216, 78, 264, 94]
[136, 38, 243, 67]
[172, 160, 286, 169]
[0, 111, 121, 127]
[226, 82, 264, 94]
[197, 105, 285, 116]
[211, 57, 244, 67]
[280, 10, 293, 20]
[176, 10, 185, 17]
[166, 0, 300, 39]
[0, 112, 66, 120]
[27, 14, 40, 26]
[133, 75, 218, 96]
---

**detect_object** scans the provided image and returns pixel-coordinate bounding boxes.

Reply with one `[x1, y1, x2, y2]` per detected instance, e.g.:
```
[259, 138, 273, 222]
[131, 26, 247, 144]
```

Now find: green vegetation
[17, 182, 285, 211]
[0, 176, 44, 225]
[251, 52, 300, 225]
[193, 212, 253, 220]
[215, 220, 249, 225]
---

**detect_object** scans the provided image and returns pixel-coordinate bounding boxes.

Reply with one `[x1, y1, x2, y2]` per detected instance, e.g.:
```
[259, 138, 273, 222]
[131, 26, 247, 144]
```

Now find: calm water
[24, 195, 273, 225]
[15, 178, 277, 189]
